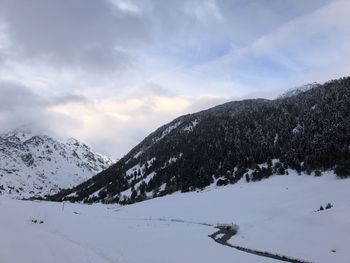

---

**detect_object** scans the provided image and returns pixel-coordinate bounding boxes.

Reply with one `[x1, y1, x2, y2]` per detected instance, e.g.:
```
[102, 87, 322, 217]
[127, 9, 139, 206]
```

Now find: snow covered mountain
[0, 129, 114, 197]
[51, 76, 350, 204]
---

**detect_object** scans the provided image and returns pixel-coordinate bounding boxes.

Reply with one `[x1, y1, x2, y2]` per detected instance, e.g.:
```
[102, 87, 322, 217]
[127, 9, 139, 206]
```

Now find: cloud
[107, 0, 142, 15]
[0, 0, 148, 71]
[51, 94, 89, 106]
[126, 82, 177, 98]
[160, 0, 350, 98]
[0, 80, 210, 157]
[0, 0, 349, 158]
[0, 0, 328, 72]
[185, 95, 232, 114]
[0, 81, 88, 135]
[47, 88, 231, 157]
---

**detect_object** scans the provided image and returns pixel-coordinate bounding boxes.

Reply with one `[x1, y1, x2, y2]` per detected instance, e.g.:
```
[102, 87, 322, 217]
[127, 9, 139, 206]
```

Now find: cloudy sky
[0, 0, 349, 158]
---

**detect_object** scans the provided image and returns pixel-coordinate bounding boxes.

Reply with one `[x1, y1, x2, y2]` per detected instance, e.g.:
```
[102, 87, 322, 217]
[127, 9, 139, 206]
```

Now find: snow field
[1, 171, 349, 262]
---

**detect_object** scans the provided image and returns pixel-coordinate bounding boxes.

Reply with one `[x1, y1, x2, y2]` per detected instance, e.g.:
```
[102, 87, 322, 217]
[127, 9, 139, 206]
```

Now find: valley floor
[1, 171, 349, 263]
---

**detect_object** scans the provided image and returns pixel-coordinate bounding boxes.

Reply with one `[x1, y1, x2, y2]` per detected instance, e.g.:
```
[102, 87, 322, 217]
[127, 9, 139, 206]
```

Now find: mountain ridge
[50, 76, 350, 204]
[279, 82, 321, 99]
[0, 129, 114, 197]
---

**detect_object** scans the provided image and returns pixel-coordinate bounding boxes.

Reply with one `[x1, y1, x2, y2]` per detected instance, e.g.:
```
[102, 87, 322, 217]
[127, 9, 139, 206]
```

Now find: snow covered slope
[0, 129, 113, 197]
[0, 171, 348, 263]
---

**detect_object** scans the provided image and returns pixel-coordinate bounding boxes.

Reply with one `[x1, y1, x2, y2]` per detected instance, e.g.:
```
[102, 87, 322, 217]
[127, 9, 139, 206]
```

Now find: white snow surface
[133, 150, 143, 159]
[0, 129, 114, 197]
[0, 171, 349, 263]
[126, 158, 156, 179]
[153, 121, 182, 142]
[183, 119, 199, 132]
[162, 153, 183, 168]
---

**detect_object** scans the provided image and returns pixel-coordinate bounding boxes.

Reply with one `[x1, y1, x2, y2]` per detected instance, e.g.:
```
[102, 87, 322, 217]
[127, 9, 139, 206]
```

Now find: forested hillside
[49, 77, 350, 204]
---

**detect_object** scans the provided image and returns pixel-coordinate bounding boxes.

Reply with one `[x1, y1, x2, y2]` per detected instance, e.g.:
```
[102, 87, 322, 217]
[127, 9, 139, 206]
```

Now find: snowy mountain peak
[279, 82, 320, 98]
[0, 129, 114, 197]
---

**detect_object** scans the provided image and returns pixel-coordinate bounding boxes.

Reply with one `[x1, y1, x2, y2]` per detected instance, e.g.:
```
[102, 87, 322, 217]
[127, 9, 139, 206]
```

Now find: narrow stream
[209, 226, 314, 263]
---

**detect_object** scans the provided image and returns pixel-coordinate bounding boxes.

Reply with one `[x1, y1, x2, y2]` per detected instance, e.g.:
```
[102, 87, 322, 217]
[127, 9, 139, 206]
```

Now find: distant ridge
[279, 82, 320, 98]
[0, 129, 113, 197]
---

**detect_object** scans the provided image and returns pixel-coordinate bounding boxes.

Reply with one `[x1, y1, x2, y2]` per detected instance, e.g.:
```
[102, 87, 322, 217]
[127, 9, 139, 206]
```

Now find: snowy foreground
[1, 172, 349, 263]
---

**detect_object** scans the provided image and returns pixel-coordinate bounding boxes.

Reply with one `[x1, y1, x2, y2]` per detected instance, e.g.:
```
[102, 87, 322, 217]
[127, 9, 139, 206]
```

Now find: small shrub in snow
[31, 219, 44, 224]
[216, 179, 228, 186]
[314, 170, 322, 177]
[216, 223, 239, 233]
[325, 203, 333, 209]
[317, 203, 333, 212]
[335, 160, 350, 178]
